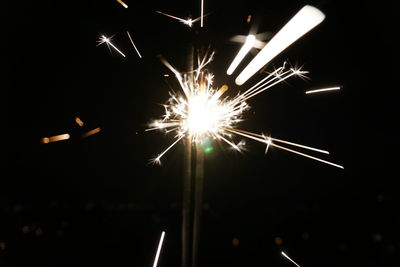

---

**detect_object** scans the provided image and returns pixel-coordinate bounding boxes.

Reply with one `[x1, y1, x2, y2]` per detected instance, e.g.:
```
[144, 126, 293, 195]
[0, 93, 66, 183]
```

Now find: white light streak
[201, 0, 204, 27]
[153, 231, 165, 267]
[227, 35, 256, 75]
[225, 128, 343, 169]
[306, 86, 341, 94]
[236, 5, 325, 85]
[281, 251, 301, 267]
[155, 10, 201, 27]
[126, 31, 142, 58]
[97, 35, 126, 58]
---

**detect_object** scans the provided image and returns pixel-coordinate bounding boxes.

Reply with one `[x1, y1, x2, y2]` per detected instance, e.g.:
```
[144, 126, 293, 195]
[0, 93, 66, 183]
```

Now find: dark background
[4, 0, 398, 266]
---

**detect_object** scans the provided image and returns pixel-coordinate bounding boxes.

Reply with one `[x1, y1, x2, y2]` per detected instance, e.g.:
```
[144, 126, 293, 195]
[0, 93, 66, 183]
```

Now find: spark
[40, 133, 70, 144]
[236, 5, 325, 85]
[97, 35, 126, 58]
[155, 10, 201, 27]
[281, 251, 301, 267]
[75, 116, 84, 127]
[224, 128, 343, 169]
[201, 0, 204, 27]
[153, 231, 166, 267]
[227, 35, 256, 75]
[306, 86, 341, 94]
[81, 127, 101, 139]
[126, 31, 142, 58]
[247, 14, 252, 23]
[116, 0, 128, 8]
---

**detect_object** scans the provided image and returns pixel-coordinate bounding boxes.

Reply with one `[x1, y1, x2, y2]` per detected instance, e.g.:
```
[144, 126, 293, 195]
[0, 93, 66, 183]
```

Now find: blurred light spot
[203, 138, 213, 153]
[301, 232, 310, 240]
[75, 116, 84, 127]
[274, 236, 283, 246]
[204, 146, 213, 153]
[376, 194, 384, 203]
[21, 225, 30, 233]
[232, 238, 240, 247]
[247, 15, 252, 23]
[35, 228, 43, 237]
[372, 233, 383, 242]
[56, 230, 64, 239]
[386, 244, 395, 253]
[0, 242, 6, 250]
[338, 243, 347, 251]
[163, 74, 169, 77]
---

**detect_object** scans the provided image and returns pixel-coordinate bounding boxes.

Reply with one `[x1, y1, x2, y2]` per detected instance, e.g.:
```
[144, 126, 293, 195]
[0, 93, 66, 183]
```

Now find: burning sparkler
[147, 4, 342, 169]
[147, 54, 343, 169]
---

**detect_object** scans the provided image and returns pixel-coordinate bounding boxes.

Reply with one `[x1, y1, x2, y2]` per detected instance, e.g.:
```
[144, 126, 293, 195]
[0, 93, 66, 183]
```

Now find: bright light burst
[97, 35, 126, 58]
[147, 52, 342, 168]
[147, 5, 343, 169]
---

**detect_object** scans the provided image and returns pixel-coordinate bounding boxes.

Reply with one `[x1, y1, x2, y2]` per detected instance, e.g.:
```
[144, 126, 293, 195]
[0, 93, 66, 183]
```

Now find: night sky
[4, 0, 398, 266]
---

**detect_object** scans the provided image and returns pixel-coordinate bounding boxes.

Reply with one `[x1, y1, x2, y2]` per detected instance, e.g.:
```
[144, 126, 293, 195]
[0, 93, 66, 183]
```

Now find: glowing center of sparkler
[186, 93, 221, 135]
[185, 18, 193, 27]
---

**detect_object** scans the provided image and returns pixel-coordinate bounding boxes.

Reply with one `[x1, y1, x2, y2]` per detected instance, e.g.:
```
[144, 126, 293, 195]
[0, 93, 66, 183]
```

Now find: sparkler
[145, 5, 343, 267]
[97, 35, 126, 58]
[147, 53, 343, 169]
[306, 86, 341, 94]
[281, 251, 301, 267]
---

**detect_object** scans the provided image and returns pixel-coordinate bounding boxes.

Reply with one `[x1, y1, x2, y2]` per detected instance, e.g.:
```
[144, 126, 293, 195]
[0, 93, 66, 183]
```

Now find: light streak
[155, 10, 201, 27]
[201, 0, 204, 27]
[236, 5, 325, 85]
[40, 133, 70, 144]
[153, 231, 165, 267]
[224, 128, 343, 169]
[81, 127, 101, 138]
[247, 15, 252, 23]
[281, 251, 301, 267]
[306, 86, 341, 94]
[126, 31, 142, 58]
[97, 35, 126, 58]
[227, 35, 256, 75]
[232, 128, 329, 154]
[116, 0, 128, 8]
